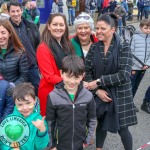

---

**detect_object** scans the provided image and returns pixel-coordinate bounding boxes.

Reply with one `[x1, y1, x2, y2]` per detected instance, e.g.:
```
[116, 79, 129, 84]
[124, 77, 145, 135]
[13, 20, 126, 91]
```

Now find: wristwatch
[96, 79, 101, 86]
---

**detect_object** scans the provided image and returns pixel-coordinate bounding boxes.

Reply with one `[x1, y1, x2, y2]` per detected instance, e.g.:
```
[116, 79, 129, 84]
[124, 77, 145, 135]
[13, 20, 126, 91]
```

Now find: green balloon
[5, 125, 23, 141]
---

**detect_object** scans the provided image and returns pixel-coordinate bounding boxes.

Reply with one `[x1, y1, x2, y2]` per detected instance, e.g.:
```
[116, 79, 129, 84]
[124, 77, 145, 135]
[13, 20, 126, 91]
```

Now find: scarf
[93, 33, 120, 133]
[50, 39, 71, 69]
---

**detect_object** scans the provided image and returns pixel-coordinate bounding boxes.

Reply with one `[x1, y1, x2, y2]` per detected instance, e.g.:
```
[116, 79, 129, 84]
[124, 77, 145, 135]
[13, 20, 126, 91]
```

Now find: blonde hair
[1, 3, 8, 13]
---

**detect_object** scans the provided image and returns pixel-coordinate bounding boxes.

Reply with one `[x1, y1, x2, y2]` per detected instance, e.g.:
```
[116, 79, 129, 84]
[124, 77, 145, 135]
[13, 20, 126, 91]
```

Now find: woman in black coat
[84, 13, 137, 150]
[0, 19, 28, 96]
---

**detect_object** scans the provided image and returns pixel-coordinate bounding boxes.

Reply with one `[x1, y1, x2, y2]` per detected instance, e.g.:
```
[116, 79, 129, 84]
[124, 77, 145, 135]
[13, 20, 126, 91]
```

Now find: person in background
[70, 12, 98, 59]
[120, 0, 128, 26]
[51, 0, 59, 13]
[0, 79, 14, 123]
[0, 83, 50, 150]
[66, 0, 76, 26]
[0, 2, 9, 19]
[46, 55, 96, 150]
[58, 0, 64, 13]
[90, 0, 97, 18]
[0, 19, 28, 97]
[130, 19, 150, 112]
[84, 13, 137, 150]
[8, 1, 40, 96]
[143, 0, 150, 19]
[85, 0, 91, 14]
[114, 3, 126, 35]
[137, 0, 144, 20]
[22, 0, 32, 22]
[108, 0, 117, 12]
[142, 86, 150, 114]
[36, 13, 74, 116]
[30, 1, 40, 28]
[101, 0, 109, 14]
[97, 0, 104, 19]
[126, 0, 134, 21]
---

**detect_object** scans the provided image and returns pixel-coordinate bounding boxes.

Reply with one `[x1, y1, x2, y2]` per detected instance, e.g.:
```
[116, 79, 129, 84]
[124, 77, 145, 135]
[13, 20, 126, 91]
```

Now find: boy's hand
[32, 116, 46, 132]
[83, 143, 88, 148]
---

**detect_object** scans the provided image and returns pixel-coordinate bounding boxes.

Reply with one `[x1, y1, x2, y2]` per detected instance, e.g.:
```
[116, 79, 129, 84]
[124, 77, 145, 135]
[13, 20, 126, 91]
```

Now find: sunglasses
[76, 15, 90, 20]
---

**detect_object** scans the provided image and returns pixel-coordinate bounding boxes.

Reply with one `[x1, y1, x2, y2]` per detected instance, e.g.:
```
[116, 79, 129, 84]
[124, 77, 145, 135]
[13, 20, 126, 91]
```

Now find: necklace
[80, 39, 91, 46]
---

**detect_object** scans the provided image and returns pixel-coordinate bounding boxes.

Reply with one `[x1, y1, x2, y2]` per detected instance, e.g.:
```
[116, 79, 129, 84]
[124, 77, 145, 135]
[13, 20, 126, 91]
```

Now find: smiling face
[48, 16, 66, 42]
[0, 25, 10, 49]
[15, 95, 36, 118]
[76, 23, 92, 42]
[96, 21, 115, 42]
[9, 5, 22, 25]
[61, 72, 84, 94]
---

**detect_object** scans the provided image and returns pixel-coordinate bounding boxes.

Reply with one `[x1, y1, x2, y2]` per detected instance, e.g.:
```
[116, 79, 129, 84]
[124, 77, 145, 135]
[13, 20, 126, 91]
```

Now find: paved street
[40, 19, 150, 150]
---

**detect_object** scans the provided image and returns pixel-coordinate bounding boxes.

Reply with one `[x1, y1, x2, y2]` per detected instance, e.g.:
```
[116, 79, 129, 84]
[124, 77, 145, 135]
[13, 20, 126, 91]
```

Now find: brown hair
[1, 3, 8, 13]
[13, 83, 35, 101]
[140, 19, 150, 27]
[62, 55, 85, 78]
[0, 19, 25, 52]
[41, 13, 74, 54]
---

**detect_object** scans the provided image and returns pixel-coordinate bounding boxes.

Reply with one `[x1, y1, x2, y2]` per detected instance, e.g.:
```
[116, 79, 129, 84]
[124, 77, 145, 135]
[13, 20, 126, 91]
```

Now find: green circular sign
[0, 115, 30, 147]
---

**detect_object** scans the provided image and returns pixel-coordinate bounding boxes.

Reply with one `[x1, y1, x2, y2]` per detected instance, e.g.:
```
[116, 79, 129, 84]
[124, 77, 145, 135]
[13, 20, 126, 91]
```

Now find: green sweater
[0, 105, 50, 150]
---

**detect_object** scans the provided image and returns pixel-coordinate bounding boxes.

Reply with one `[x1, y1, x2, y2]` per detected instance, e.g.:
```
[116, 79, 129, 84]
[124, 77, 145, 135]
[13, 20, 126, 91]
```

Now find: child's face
[61, 72, 84, 93]
[140, 25, 150, 34]
[15, 95, 36, 117]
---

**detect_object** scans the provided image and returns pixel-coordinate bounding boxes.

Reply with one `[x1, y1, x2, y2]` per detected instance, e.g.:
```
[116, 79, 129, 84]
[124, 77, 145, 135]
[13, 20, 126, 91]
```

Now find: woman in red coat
[36, 13, 74, 116]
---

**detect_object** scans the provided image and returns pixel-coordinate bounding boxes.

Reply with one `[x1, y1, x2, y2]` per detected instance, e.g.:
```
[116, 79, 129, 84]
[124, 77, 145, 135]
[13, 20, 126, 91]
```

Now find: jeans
[28, 64, 40, 96]
[130, 70, 146, 98]
[122, 14, 126, 26]
[137, 7, 144, 20]
[144, 10, 149, 19]
[118, 18, 122, 36]
[144, 86, 150, 102]
[90, 10, 96, 18]
[68, 8, 75, 25]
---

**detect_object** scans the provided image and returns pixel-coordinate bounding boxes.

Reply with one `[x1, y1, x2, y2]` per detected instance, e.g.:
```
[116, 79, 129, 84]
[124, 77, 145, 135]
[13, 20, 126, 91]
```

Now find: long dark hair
[41, 13, 74, 54]
[0, 19, 25, 52]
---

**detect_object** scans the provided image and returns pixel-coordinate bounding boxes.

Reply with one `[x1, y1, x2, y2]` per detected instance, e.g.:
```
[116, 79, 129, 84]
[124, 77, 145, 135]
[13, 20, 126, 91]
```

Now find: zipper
[72, 103, 75, 150]
[144, 34, 148, 63]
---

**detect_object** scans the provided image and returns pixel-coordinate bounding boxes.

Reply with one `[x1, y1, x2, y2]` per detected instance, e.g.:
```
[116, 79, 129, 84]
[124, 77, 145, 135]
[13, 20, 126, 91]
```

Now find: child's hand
[83, 143, 88, 148]
[32, 116, 46, 132]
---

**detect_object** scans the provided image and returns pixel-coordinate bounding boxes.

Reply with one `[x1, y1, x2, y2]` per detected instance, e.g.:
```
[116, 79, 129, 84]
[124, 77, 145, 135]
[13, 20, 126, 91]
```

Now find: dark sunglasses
[76, 15, 90, 20]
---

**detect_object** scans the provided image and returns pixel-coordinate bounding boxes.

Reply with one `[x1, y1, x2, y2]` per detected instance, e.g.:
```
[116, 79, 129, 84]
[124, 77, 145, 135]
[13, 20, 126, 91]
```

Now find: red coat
[36, 42, 62, 116]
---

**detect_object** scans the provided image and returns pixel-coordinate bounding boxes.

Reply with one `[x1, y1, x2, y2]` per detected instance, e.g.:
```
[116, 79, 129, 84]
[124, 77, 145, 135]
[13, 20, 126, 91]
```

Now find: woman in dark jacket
[0, 19, 28, 96]
[84, 13, 137, 150]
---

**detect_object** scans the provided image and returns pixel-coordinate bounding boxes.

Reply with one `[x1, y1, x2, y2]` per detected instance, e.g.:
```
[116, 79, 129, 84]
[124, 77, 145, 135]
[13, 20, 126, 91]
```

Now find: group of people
[0, 0, 150, 150]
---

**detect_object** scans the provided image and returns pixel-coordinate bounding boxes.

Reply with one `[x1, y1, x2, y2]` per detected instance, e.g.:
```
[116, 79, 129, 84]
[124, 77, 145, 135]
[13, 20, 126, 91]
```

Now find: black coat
[0, 46, 29, 84]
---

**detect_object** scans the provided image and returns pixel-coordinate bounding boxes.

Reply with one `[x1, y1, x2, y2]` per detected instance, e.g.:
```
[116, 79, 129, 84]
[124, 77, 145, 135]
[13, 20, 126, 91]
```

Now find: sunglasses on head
[76, 15, 90, 20]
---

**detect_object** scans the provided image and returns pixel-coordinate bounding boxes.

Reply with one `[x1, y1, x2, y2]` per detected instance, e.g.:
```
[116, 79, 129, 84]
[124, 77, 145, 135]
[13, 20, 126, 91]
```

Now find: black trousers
[96, 118, 133, 150]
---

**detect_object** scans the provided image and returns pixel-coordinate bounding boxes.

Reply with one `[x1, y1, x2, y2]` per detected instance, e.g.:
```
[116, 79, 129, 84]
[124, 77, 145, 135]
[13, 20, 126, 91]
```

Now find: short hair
[97, 13, 118, 30]
[22, 0, 30, 7]
[140, 19, 150, 27]
[61, 55, 85, 78]
[13, 83, 35, 101]
[74, 12, 94, 30]
[7, 1, 22, 12]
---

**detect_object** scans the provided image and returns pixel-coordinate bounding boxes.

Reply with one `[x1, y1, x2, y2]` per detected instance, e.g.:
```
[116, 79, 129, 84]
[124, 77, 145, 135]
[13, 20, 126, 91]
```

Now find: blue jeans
[118, 18, 122, 36]
[144, 86, 150, 102]
[28, 64, 40, 95]
[130, 70, 146, 98]
[137, 7, 144, 20]
[68, 8, 75, 25]
[144, 10, 149, 19]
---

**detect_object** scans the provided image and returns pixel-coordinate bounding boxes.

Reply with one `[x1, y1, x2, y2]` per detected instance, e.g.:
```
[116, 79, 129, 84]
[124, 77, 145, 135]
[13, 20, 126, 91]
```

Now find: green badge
[0, 115, 30, 147]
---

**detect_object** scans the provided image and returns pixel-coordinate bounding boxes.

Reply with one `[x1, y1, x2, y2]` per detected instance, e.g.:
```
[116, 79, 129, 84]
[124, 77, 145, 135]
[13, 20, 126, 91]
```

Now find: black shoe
[141, 100, 150, 114]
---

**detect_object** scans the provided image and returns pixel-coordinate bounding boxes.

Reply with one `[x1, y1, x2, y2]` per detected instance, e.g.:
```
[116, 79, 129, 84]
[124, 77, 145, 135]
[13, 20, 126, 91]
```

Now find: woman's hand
[83, 81, 89, 89]
[96, 89, 112, 102]
[84, 80, 98, 90]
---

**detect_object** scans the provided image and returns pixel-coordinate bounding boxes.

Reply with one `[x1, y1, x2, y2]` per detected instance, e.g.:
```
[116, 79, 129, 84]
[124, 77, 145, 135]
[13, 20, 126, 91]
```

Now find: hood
[134, 27, 150, 38]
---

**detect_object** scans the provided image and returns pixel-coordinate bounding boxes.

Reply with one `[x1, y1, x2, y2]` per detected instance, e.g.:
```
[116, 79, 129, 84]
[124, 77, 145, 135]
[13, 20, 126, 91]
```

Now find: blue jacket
[0, 80, 14, 122]
[121, 1, 129, 12]
[137, 0, 144, 8]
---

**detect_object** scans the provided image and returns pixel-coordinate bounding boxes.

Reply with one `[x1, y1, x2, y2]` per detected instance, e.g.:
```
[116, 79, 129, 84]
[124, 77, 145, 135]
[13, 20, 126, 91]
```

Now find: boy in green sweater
[0, 83, 50, 150]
